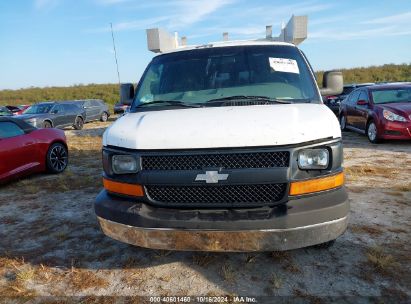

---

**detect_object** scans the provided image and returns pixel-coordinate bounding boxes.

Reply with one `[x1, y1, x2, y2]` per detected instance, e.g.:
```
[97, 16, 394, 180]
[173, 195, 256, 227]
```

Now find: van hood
[103, 104, 341, 150]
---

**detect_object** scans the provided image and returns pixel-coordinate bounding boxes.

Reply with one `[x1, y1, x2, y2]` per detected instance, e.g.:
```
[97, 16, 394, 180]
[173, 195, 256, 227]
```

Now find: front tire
[313, 239, 336, 249]
[43, 121, 52, 128]
[100, 112, 108, 122]
[340, 115, 347, 131]
[366, 120, 380, 143]
[73, 117, 84, 130]
[46, 143, 68, 174]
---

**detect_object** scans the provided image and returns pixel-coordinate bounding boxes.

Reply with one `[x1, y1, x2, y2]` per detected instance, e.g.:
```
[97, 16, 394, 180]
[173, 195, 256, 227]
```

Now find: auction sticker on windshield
[269, 57, 300, 74]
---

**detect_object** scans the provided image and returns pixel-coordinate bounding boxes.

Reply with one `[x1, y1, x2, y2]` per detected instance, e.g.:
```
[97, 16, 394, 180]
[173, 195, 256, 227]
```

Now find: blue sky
[0, 0, 410, 90]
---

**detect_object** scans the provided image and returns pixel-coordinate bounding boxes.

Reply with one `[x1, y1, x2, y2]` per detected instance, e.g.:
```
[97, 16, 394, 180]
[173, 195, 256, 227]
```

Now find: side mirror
[51, 109, 58, 114]
[320, 71, 343, 97]
[120, 83, 135, 105]
[356, 99, 368, 106]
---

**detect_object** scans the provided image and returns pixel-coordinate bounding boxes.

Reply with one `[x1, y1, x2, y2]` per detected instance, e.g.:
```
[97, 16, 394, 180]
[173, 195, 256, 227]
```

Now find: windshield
[24, 103, 54, 114]
[133, 45, 320, 109]
[371, 88, 411, 104]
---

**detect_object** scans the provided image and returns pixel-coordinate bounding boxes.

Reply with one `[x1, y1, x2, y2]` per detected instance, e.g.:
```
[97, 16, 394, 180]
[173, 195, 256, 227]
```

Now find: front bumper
[380, 120, 411, 140]
[95, 187, 349, 252]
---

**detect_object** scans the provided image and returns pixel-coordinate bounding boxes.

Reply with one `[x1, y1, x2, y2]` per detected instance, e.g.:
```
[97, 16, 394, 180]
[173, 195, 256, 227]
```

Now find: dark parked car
[324, 83, 374, 115]
[66, 99, 110, 122]
[114, 102, 130, 114]
[5, 105, 21, 115]
[17, 102, 86, 130]
[9, 105, 31, 115]
[0, 106, 13, 116]
[339, 84, 411, 143]
[0, 117, 68, 184]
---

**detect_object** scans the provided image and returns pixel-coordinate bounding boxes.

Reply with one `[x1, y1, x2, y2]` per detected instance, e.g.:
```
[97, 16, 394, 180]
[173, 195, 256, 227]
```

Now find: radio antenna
[110, 22, 121, 87]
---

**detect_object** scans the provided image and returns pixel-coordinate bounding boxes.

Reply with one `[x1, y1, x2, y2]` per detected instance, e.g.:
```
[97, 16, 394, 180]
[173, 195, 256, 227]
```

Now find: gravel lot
[0, 118, 410, 303]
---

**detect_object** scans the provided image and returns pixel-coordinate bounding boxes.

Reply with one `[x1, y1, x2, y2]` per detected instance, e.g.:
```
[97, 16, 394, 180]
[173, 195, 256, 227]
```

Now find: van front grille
[141, 151, 289, 171]
[145, 183, 287, 208]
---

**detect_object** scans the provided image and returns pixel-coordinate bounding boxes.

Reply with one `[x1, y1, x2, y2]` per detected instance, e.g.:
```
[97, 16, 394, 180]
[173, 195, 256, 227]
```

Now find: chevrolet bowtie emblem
[195, 171, 229, 184]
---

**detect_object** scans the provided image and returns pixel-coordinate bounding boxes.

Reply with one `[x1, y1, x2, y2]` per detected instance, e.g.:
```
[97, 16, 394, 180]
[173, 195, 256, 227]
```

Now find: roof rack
[146, 15, 308, 53]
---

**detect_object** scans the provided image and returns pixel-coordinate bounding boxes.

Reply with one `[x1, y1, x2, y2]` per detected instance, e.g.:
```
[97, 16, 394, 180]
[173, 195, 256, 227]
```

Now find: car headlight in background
[112, 155, 139, 174]
[383, 110, 406, 122]
[298, 148, 329, 170]
[24, 118, 37, 127]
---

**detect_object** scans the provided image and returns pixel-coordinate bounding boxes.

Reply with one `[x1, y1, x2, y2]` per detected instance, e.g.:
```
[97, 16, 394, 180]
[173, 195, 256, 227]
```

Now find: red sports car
[0, 117, 68, 184]
[339, 84, 411, 143]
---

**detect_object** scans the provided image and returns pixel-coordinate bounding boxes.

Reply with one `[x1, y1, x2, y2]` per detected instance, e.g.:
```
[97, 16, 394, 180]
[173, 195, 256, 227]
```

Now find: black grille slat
[146, 184, 287, 207]
[142, 151, 289, 170]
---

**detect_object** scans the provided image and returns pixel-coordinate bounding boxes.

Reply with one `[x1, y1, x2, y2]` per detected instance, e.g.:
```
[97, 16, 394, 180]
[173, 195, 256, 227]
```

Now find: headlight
[112, 155, 139, 174]
[383, 110, 406, 122]
[298, 148, 329, 170]
[25, 118, 37, 127]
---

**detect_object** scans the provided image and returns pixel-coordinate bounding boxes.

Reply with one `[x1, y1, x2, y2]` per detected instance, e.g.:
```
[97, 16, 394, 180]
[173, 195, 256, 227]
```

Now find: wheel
[100, 112, 108, 122]
[366, 121, 380, 143]
[46, 143, 68, 174]
[73, 117, 84, 130]
[313, 240, 335, 249]
[43, 121, 52, 128]
[340, 115, 347, 131]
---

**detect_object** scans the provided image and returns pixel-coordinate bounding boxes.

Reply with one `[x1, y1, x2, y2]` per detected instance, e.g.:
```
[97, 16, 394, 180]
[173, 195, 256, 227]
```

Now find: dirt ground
[0, 117, 410, 303]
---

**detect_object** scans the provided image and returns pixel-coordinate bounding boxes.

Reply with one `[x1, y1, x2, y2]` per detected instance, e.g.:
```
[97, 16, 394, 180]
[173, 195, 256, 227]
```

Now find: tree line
[1, 63, 410, 107]
[316, 63, 410, 87]
[0, 84, 120, 108]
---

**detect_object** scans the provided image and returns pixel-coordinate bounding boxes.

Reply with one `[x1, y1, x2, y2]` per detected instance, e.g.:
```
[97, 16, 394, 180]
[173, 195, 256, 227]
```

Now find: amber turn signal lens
[103, 178, 144, 197]
[289, 172, 344, 196]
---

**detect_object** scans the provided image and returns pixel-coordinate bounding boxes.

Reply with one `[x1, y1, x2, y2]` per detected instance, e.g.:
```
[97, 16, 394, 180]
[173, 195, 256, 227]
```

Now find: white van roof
[157, 40, 297, 55]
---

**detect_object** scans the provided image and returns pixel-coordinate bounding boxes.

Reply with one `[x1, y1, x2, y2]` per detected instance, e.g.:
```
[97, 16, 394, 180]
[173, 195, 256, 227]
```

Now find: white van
[95, 18, 348, 251]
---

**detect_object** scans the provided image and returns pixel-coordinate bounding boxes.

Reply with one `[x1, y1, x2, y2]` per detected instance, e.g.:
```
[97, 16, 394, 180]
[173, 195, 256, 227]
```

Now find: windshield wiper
[206, 95, 292, 104]
[136, 100, 203, 108]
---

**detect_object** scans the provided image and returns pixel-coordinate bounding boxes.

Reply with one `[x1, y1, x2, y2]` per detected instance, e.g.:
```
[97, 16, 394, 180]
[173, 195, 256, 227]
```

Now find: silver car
[67, 99, 111, 123]
[18, 102, 86, 129]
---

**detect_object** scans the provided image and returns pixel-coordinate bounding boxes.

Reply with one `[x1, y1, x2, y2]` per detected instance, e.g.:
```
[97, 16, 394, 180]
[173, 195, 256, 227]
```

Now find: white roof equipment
[281, 15, 308, 45]
[146, 15, 308, 53]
